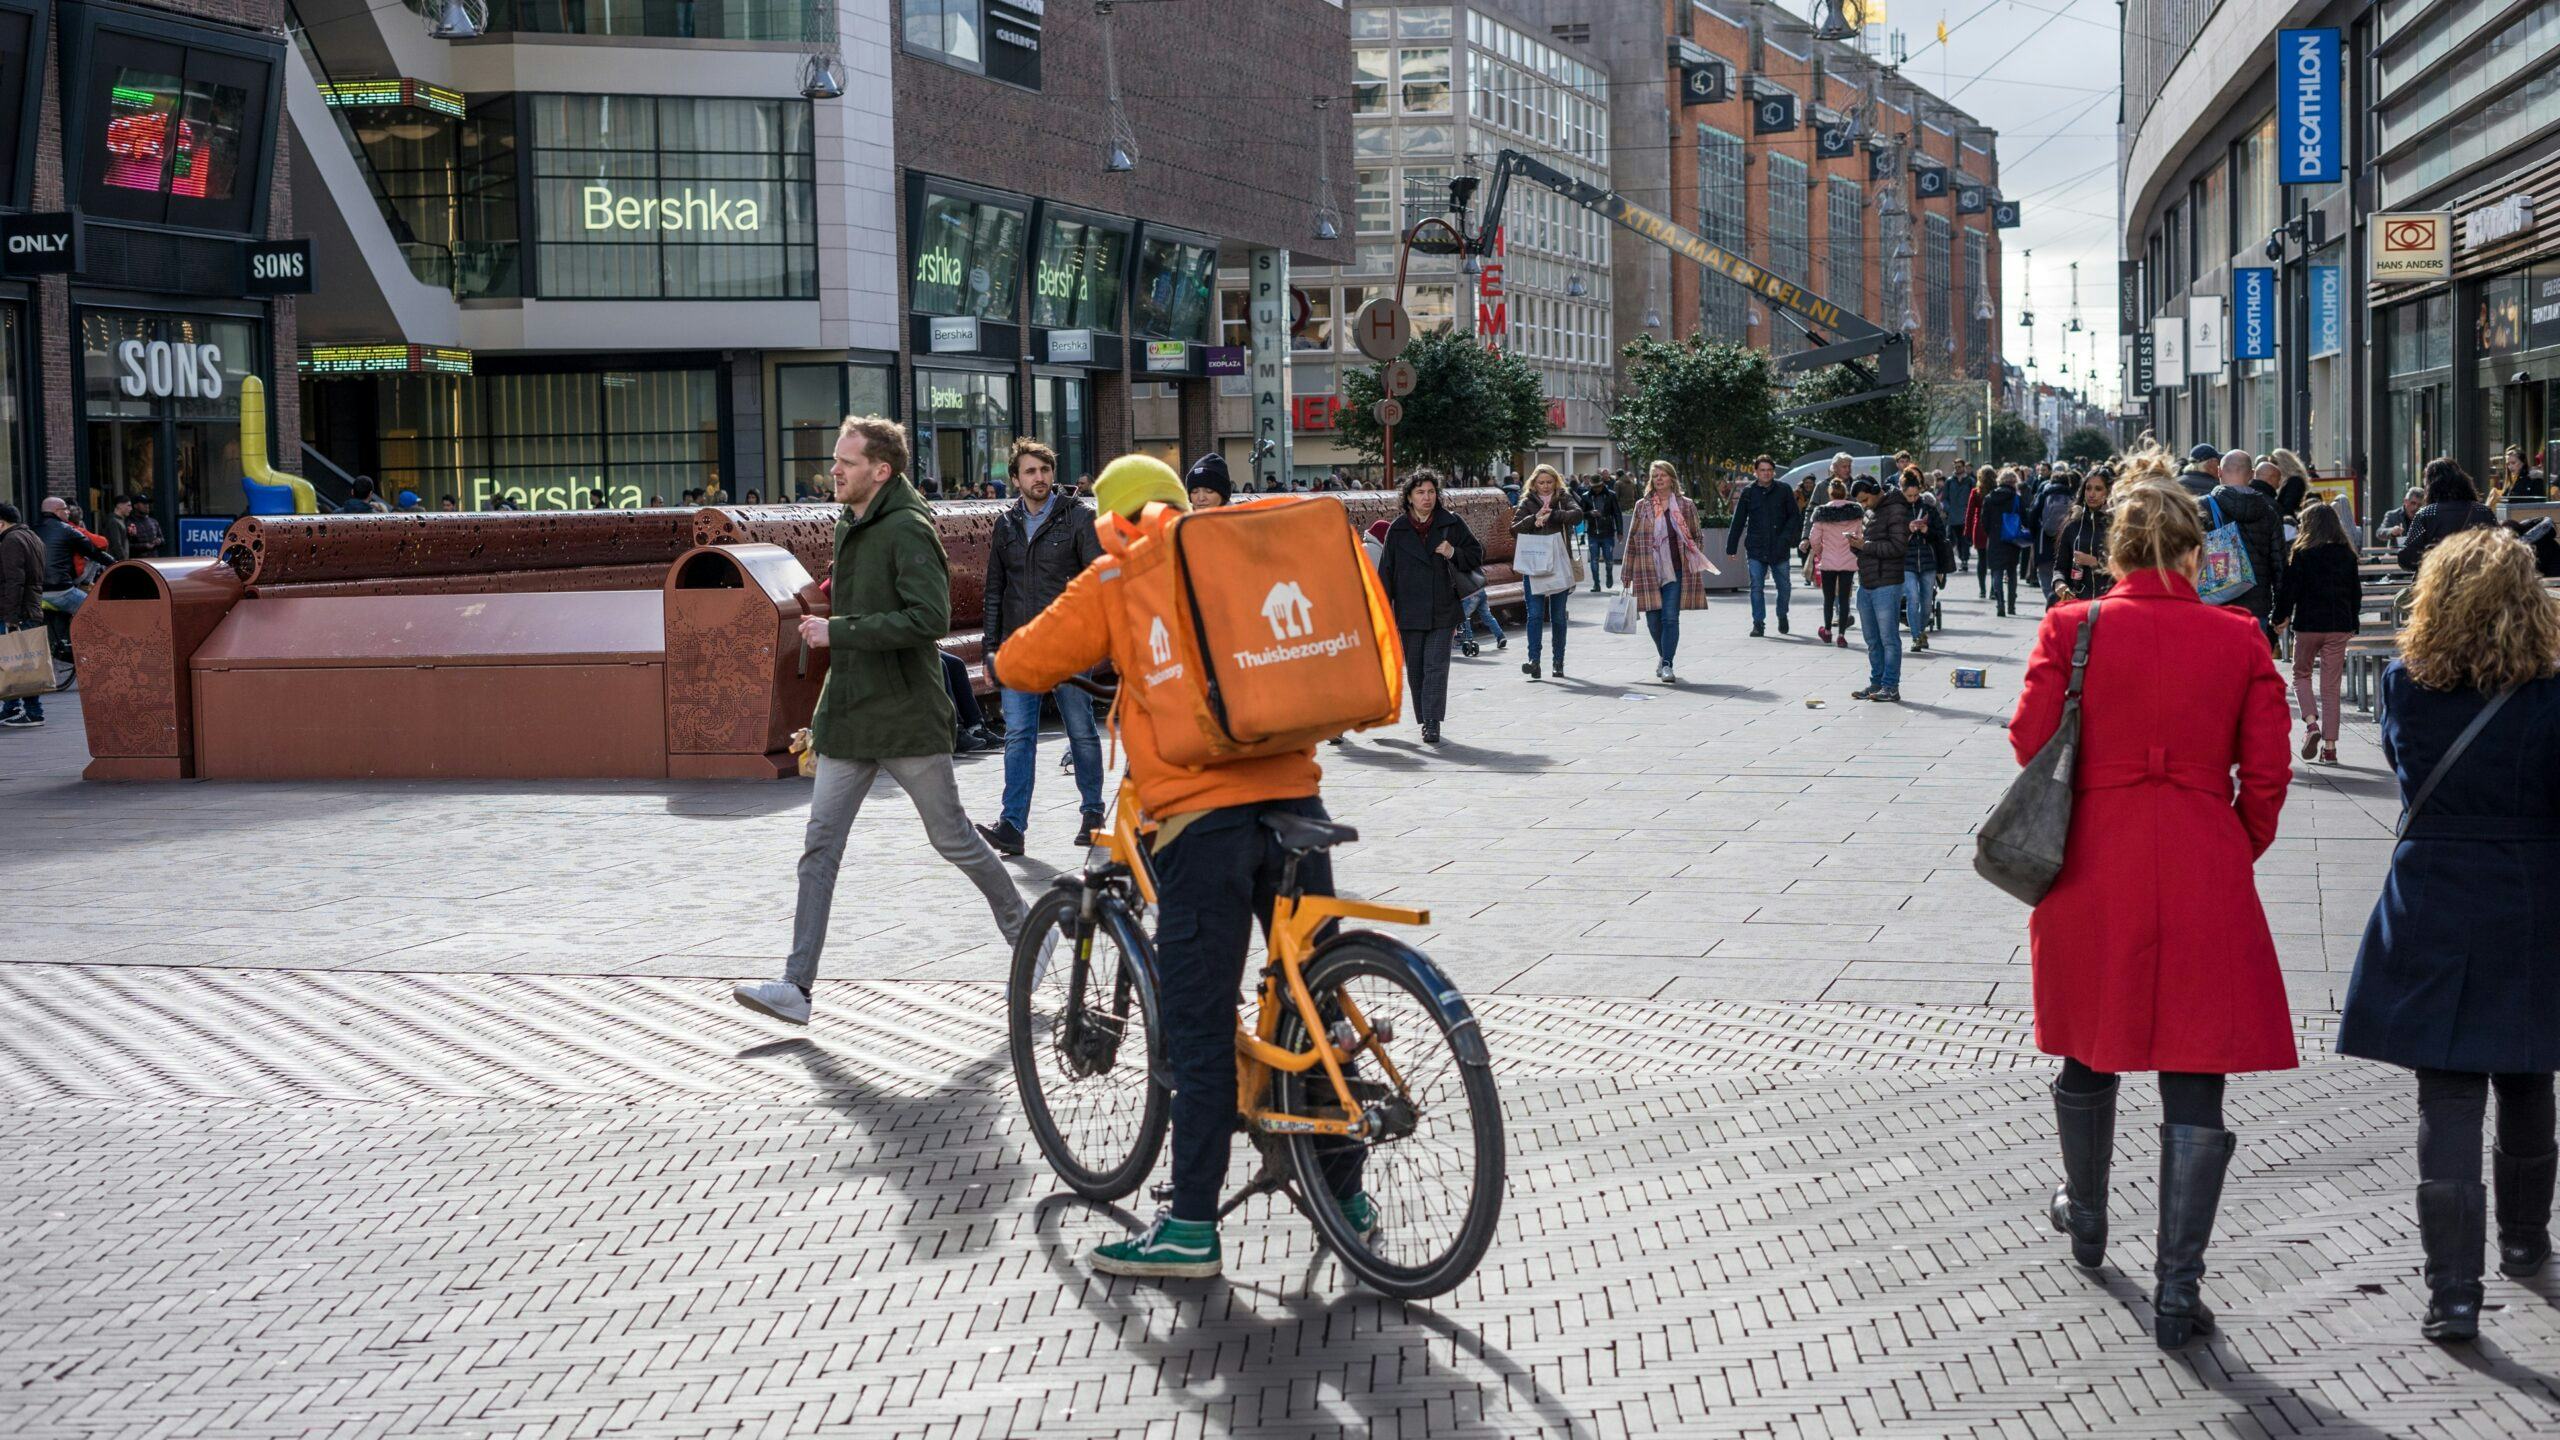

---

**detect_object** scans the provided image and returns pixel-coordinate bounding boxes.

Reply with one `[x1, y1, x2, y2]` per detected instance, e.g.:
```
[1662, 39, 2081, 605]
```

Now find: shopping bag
[1604, 592, 1638, 635]
[0, 626, 50, 700]
[2196, 496, 2256, 606]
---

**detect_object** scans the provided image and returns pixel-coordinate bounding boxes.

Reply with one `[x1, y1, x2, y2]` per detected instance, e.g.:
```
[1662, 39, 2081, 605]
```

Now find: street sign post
[1372, 398, 1404, 427]
[1382, 360, 1417, 397]
[1353, 298, 1411, 362]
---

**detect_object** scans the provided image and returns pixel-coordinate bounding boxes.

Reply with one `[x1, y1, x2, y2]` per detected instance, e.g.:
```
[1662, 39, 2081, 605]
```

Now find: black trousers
[2059, 1057, 2227, 1129]
[1400, 625, 1454, 726]
[1153, 800, 1358, 1221]
[2416, 1068, 2558, 1185]
[1985, 542, 2026, 610]
[1819, 570, 1855, 631]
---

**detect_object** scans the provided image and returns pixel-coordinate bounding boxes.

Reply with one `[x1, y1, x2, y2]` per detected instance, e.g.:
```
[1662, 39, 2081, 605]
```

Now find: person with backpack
[1375, 468, 1482, 744]
[2338, 527, 2559, 1343]
[2200, 449, 2283, 637]
[2269, 500, 2363, 767]
[1802, 480, 1863, 647]
[2397, 459, 2501, 574]
[2031, 468, 2078, 602]
[732, 416, 1029, 1028]
[1979, 469, 2031, 617]
[1726, 454, 1802, 638]
[2012, 460, 2296, 1353]
[1851, 477, 1911, 701]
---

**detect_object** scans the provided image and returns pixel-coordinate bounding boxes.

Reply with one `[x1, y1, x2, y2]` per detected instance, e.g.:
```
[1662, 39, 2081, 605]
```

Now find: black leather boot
[2049, 1077, 2117, 1269]
[2494, 1147, 2555, 1278]
[2153, 1124, 2236, 1350]
[2418, 1179, 2486, 1342]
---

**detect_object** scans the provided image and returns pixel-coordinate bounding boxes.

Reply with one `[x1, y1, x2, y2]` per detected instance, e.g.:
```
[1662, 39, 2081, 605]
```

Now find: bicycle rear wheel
[1276, 936, 1503, 1300]
[1007, 887, 1170, 1201]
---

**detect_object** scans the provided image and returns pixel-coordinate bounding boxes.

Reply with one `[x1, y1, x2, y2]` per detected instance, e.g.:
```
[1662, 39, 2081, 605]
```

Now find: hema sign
[2277, 29, 2342, 185]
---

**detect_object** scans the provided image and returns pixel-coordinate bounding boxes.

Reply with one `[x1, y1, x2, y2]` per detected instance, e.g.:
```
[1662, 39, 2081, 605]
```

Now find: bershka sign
[2233, 268, 2275, 360]
[1, 210, 80, 275]
[2276, 29, 2342, 185]
[581, 185, 762, 232]
[116, 339, 226, 401]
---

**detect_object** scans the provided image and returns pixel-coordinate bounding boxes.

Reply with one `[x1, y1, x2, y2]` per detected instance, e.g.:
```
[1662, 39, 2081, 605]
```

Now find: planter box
[1691, 524, 1749, 591]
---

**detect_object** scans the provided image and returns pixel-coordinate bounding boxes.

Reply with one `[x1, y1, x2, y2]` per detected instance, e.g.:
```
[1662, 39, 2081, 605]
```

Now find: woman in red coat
[2007, 464, 2297, 1351]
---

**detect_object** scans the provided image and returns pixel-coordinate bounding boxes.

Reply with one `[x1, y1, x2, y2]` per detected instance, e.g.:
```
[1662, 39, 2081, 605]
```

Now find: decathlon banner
[2233, 268, 2276, 360]
[2277, 29, 2342, 185]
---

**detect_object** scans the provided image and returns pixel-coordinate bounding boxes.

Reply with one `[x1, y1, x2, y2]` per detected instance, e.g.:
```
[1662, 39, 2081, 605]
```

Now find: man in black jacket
[1725, 454, 1801, 638]
[1941, 468, 1977, 572]
[2202, 448, 2283, 635]
[1851, 479, 1911, 702]
[1574, 474, 1621, 591]
[2176, 443, 2222, 497]
[975, 438, 1106, 856]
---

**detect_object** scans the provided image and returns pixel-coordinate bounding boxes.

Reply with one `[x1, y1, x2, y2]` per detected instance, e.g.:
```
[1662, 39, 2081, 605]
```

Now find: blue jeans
[1856, 585, 1903, 689]
[1745, 557, 1791, 627]
[1457, 590, 1504, 644]
[1902, 564, 1935, 640]
[1585, 531, 1618, 588]
[998, 684, 1102, 829]
[1524, 586, 1569, 667]
[1646, 581, 1682, 665]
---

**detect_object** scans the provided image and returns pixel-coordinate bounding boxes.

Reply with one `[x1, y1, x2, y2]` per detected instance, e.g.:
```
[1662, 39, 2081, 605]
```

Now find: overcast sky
[1771, 0, 2127, 408]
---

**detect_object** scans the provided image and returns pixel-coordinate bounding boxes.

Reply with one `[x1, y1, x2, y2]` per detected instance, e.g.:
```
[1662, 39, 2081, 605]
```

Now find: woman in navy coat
[2342, 527, 2560, 1343]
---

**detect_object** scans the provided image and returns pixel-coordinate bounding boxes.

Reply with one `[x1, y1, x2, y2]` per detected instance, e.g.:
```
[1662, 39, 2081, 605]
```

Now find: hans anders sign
[2233, 268, 2276, 360]
[2276, 29, 2342, 185]
[1, 211, 80, 275]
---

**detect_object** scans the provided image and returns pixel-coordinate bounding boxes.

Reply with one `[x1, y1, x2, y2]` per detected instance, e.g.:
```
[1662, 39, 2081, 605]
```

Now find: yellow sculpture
[237, 376, 320, 515]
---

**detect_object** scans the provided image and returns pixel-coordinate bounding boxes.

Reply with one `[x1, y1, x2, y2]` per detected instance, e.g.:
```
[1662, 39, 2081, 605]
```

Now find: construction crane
[1431, 149, 1911, 451]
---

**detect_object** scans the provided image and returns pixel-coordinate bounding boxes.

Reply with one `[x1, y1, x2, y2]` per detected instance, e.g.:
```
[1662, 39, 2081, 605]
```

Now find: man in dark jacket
[2030, 468, 2078, 601]
[733, 416, 1027, 1027]
[32, 498, 110, 602]
[1725, 454, 1801, 638]
[1574, 473, 1621, 591]
[1902, 470, 1953, 652]
[2176, 443, 2222, 497]
[101, 496, 133, 563]
[1851, 479, 1911, 702]
[1941, 468, 1978, 572]
[2203, 449, 2283, 633]
[975, 437, 1106, 857]
[0, 502, 49, 727]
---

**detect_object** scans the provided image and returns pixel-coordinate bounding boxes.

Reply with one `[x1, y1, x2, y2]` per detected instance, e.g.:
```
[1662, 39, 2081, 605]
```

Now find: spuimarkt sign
[2372, 211, 2452, 281]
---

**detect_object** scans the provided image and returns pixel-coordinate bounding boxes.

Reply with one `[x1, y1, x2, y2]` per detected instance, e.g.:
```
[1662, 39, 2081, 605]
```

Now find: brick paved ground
[3, 577, 2552, 1438]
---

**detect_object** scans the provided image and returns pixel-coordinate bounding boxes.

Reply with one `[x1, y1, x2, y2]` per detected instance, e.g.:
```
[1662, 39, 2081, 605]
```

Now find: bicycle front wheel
[1007, 887, 1170, 1201]
[1277, 937, 1504, 1300]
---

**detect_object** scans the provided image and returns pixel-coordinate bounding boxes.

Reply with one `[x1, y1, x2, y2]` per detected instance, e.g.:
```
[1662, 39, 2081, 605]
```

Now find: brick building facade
[892, 0, 1352, 491]
[3, 0, 300, 548]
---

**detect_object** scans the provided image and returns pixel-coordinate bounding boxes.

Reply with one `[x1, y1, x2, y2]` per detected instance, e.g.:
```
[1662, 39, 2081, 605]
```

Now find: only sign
[1381, 359, 1418, 398]
[1372, 398, 1405, 427]
[1352, 297, 1411, 362]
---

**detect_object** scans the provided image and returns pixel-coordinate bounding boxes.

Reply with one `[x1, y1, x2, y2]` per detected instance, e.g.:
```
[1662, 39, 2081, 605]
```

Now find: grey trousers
[787, 753, 1028, 989]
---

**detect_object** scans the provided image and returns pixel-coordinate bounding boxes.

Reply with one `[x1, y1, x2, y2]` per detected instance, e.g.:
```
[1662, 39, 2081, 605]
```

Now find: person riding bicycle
[992, 453, 1376, 1279]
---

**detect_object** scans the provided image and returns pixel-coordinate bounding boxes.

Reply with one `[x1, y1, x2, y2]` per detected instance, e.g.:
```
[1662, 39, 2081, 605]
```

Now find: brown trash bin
[72, 559, 245, 780]
[664, 544, 826, 780]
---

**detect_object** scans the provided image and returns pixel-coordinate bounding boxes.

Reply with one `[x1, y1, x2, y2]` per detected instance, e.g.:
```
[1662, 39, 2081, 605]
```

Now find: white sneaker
[1654, 662, 1669, 682]
[733, 980, 811, 1025]
[1662, 670, 1680, 685]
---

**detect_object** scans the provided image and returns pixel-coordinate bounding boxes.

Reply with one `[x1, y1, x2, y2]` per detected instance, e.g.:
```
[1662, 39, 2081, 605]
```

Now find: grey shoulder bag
[2393, 686, 2516, 840]
[1974, 601, 2102, 905]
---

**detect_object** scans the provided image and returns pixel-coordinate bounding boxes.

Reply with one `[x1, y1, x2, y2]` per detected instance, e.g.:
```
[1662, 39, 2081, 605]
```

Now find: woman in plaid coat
[1623, 460, 1716, 684]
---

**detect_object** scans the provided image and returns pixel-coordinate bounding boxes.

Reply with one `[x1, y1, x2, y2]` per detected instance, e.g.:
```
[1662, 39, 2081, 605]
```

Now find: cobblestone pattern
[1, 966, 2548, 1440]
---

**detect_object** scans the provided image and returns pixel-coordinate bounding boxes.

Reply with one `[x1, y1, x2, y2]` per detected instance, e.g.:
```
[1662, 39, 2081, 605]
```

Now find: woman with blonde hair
[2011, 458, 2296, 1351]
[1621, 460, 1715, 683]
[1512, 464, 1585, 680]
[2340, 527, 2560, 1342]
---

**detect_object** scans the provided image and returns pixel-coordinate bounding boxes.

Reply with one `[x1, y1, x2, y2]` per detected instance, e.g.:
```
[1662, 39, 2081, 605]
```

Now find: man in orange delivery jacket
[994, 453, 1374, 1280]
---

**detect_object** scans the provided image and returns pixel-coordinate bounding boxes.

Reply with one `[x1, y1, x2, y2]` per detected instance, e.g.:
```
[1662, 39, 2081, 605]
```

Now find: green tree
[1985, 410, 2048, 467]
[1606, 335, 1787, 509]
[1335, 328, 1551, 481]
[2057, 426, 2114, 467]
[1785, 364, 1934, 460]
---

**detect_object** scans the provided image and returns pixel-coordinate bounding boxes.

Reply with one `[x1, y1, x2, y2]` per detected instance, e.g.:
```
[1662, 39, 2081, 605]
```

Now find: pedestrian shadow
[737, 1036, 1031, 1255]
[1680, 683, 1779, 702]
[2444, 1332, 2560, 1405]
[1889, 697, 2001, 721]
[1326, 742, 1430, 771]
[661, 786, 818, 821]
[1029, 1193, 1592, 1438]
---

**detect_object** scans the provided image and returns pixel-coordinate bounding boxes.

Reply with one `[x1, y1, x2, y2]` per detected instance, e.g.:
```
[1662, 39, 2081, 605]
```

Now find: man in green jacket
[734, 415, 1027, 1026]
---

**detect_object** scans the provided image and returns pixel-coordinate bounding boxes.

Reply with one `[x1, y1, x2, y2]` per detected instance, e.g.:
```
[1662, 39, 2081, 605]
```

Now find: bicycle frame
[1078, 777, 1432, 1143]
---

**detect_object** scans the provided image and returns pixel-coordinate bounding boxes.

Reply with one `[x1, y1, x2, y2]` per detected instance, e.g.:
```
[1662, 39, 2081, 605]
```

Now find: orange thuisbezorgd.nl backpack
[1094, 494, 1404, 765]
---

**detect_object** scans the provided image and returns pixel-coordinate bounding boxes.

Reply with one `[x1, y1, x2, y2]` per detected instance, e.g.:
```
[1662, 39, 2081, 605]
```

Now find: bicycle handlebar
[1061, 673, 1119, 702]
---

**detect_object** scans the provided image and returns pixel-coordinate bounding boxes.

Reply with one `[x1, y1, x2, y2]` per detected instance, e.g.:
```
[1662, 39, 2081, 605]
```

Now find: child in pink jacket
[1802, 479, 1866, 647]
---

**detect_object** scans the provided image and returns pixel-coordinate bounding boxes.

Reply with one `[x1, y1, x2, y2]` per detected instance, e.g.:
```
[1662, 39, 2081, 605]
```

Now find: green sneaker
[1092, 1214, 1221, 1279]
[1340, 1191, 1382, 1243]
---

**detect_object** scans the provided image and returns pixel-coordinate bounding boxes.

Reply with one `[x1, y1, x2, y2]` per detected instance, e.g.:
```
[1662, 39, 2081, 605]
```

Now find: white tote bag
[1603, 590, 1638, 635]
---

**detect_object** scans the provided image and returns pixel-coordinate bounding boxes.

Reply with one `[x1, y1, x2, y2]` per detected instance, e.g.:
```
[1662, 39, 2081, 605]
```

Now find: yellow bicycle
[1007, 748, 1504, 1299]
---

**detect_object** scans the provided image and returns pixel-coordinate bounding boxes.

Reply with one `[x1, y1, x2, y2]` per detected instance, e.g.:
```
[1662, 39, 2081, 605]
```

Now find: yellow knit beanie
[1092, 454, 1190, 518]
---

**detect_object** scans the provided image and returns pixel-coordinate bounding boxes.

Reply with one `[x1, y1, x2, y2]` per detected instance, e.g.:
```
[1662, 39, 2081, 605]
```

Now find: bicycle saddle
[1260, 813, 1358, 852]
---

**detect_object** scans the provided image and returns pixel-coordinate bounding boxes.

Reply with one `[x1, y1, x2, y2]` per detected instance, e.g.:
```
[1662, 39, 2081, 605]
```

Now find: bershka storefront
[0, 1, 301, 549]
